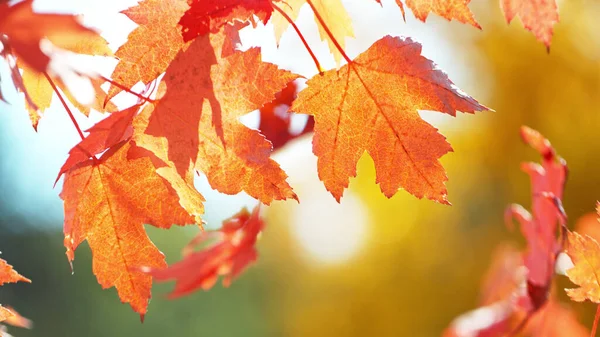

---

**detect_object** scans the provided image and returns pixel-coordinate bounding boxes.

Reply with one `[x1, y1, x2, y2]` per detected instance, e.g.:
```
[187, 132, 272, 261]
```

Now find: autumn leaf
[0, 258, 30, 286]
[178, 0, 273, 42]
[565, 229, 600, 304]
[500, 0, 559, 48]
[445, 127, 573, 337]
[0, 258, 30, 326]
[292, 35, 487, 203]
[60, 141, 198, 316]
[391, 0, 480, 28]
[0, 0, 109, 72]
[133, 33, 298, 204]
[258, 81, 314, 151]
[271, 0, 354, 65]
[146, 205, 263, 298]
[0, 0, 115, 128]
[510, 126, 567, 289]
[106, 0, 190, 102]
[0, 307, 12, 324]
[1, 307, 32, 329]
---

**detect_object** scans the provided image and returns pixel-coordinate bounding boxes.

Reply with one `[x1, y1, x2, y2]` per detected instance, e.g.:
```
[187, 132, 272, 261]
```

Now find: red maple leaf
[145, 205, 264, 298]
[258, 81, 314, 151]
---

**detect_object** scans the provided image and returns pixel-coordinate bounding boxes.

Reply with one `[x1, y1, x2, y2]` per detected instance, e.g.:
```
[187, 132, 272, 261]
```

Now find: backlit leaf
[292, 35, 488, 202]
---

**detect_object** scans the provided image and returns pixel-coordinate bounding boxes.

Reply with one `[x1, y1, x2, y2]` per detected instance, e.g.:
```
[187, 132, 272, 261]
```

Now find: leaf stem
[591, 305, 600, 337]
[44, 72, 85, 141]
[100, 75, 156, 106]
[305, 0, 352, 65]
[272, 3, 323, 74]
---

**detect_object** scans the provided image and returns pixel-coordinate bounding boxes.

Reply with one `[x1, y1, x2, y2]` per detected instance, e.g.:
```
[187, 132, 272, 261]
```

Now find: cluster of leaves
[444, 128, 600, 337]
[0, 0, 562, 328]
[0, 258, 31, 337]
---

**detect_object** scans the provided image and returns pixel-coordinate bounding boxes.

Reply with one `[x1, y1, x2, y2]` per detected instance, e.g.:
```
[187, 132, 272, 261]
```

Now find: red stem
[591, 305, 600, 337]
[305, 0, 352, 65]
[272, 3, 323, 74]
[44, 72, 85, 141]
[100, 75, 156, 105]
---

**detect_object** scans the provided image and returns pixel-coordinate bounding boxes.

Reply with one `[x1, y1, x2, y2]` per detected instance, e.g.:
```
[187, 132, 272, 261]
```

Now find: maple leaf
[0, 258, 30, 327]
[565, 227, 600, 304]
[258, 81, 314, 151]
[106, 0, 189, 102]
[145, 205, 264, 298]
[0, 0, 116, 128]
[389, 0, 480, 28]
[563, 225, 600, 337]
[60, 141, 198, 316]
[271, 0, 354, 65]
[0, 0, 108, 72]
[445, 127, 572, 337]
[1, 307, 32, 329]
[0, 307, 12, 325]
[509, 126, 567, 290]
[292, 35, 488, 203]
[0, 258, 30, 286]
[133, 34, 298, 204]
[500, 0, 559, 48]
[178, 0, 273, 42]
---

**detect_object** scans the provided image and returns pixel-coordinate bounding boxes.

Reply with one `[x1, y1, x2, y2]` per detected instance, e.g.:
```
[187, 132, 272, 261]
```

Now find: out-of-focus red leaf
[506, 126, 567, 305]
[146, 205, 264, 298]
[258, 81, 314, 151]
[445, 127, 571, 337]
[1, 307, 32, 329]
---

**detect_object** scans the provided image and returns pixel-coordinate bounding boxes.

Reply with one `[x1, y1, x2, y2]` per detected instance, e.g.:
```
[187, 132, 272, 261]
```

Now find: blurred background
[1, 0, 600, 336]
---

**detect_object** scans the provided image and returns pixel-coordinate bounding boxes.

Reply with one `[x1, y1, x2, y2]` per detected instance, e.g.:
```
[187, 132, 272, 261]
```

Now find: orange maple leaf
[0, 258, 30, 286]
[565, 228, 600, 304]
[106, 0, 189, 102]
[60, 141, 198, 316]
[146, 205, 263, 298]
[178, 0, 273, 42]
[390, 0, 480, 28]
[292, 36, 488, 203]
[500, 0, 559, 48]
[133, 34, 298, 204]
[0, 258, 30, 327]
